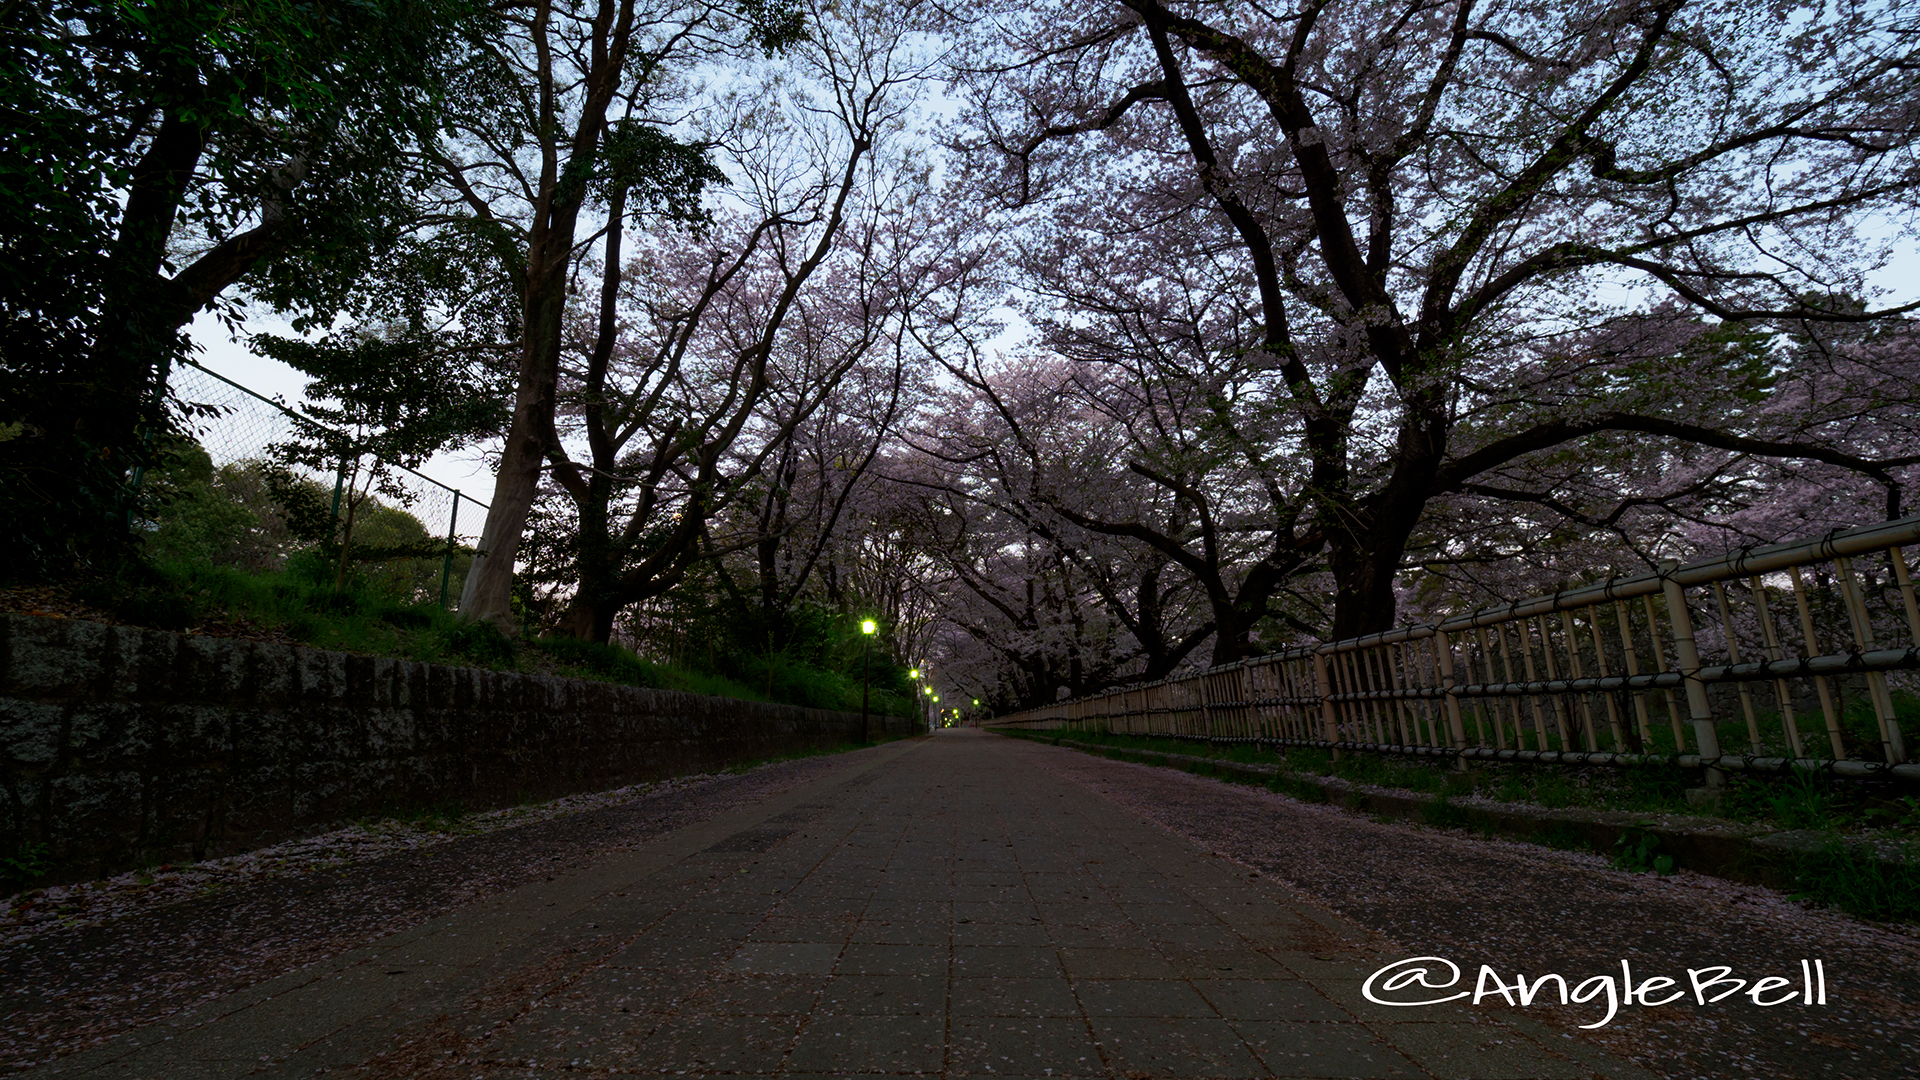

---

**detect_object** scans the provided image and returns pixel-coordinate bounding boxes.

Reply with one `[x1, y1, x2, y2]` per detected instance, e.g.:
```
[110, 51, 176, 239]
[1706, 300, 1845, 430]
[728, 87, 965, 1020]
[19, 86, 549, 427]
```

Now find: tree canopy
[1, 0, 497, 575]
[9, 0, 1918, 714]
[922, 0, 1920, 668]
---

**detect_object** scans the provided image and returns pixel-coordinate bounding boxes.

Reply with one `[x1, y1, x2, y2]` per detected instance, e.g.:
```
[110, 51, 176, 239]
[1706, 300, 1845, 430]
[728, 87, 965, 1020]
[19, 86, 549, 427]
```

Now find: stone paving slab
[43, 731, 1659, 1079]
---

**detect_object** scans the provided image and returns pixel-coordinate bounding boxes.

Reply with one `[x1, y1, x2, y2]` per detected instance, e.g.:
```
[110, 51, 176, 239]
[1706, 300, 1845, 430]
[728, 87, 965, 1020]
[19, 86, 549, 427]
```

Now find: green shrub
[1, 843, 50, 892]
[1612, 827, 1675, 875]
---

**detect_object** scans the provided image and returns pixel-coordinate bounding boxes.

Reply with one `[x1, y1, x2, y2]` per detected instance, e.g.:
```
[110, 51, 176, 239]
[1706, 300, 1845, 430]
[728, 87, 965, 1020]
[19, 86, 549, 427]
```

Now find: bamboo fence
[987, 516, 1920, 781]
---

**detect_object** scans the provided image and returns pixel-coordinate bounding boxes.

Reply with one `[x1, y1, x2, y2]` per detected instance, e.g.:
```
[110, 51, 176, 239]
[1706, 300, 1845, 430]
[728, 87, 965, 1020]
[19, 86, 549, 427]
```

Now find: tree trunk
[82, 109, 208, 472]
[1325, 507, 1423, 641]
[1207, 601, 1260, 666]
[457, 378, 549, 628]
[1328, 546, 1397, 641]
[1323, 414, 1446, 640]
[457, 191, 581, 625]
[555, 592, 618, 642]
[550, 472, 617, 641]
[454, 0, 632, 627]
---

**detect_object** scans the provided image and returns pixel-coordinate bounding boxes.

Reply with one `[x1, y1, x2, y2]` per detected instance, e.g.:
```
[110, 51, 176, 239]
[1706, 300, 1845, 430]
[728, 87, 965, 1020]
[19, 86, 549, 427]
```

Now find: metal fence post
[1661, 564, 1724, 786]
[439, 490, 462, 609]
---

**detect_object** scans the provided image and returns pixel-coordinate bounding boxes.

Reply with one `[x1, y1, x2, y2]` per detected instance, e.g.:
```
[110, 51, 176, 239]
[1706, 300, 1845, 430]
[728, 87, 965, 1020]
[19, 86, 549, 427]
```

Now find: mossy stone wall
[0, 614, 914, 880]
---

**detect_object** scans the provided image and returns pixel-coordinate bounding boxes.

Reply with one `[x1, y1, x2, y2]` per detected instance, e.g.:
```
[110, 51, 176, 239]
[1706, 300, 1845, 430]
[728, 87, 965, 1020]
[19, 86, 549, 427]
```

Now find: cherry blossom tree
[1389, 311, 1920, 617]
[909, 355, 1228, 686]
[630, 318, 928, 681]
[526, 0, 958, 642]
[444, 0, 809, 627]
[940, 0, 1920, 650]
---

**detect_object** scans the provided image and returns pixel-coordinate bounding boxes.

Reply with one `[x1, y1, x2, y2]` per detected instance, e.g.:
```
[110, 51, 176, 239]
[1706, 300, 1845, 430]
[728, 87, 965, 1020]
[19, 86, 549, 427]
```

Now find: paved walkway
[46, 731, 1652, 1078]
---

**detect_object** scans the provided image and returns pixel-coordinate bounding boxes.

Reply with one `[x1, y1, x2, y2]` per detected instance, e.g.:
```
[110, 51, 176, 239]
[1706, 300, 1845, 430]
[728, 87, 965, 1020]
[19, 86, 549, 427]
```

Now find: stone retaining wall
[0, 614, 918, 880]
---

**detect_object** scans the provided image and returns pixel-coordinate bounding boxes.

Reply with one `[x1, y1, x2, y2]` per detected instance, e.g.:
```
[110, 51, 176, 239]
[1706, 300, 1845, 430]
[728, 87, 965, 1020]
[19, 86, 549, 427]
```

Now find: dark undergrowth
[1787, 838, 1920, 921]
[1011, 727, 1920, 831]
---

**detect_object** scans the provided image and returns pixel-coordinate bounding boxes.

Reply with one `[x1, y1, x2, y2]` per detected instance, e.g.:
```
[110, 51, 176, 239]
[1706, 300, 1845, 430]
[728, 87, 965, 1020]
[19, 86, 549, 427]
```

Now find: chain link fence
[163, 359, 490, 608]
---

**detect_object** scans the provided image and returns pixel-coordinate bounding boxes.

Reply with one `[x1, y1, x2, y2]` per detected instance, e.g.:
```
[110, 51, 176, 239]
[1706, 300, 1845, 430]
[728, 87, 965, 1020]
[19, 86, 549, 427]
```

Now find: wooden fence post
[1435, 630, 1467, 768]
[1312, 651, 1340, 762]
[1661, 565, 1724, 787]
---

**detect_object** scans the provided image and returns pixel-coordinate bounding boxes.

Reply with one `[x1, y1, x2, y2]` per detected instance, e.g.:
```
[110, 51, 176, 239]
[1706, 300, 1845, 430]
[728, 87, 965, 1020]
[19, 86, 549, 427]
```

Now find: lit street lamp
[860, 619, 877, 743]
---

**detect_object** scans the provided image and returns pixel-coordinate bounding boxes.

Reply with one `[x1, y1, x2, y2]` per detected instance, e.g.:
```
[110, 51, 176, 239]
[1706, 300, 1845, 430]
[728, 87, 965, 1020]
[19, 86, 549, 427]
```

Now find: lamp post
[860, 619, 877, 743]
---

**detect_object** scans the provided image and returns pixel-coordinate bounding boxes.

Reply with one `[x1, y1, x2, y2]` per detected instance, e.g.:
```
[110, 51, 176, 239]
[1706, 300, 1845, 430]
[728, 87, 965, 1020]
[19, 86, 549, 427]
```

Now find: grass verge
[1009, 728, 1920, 922]
[1013, 728, 1918, 832]
[48, 552, 913, 719]
[1790, 838, 1920, 921]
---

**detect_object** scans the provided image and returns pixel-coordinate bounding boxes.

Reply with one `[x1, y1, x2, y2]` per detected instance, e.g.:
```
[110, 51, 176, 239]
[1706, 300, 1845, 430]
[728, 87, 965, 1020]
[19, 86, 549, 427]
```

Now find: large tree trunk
[555, 592, 619, 642]
[455, 0, 635, 627]
[1327, 539, 1403, 641]
[457, 336, 558, 627]
[552, 476, 618, 641]
[1325, 411, 1448, 640]
[458, 179, 583, 625]
[82, 110, 208, 470]
[1207, 602, 1255, 667]
[1323, 465, 1436, 641]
